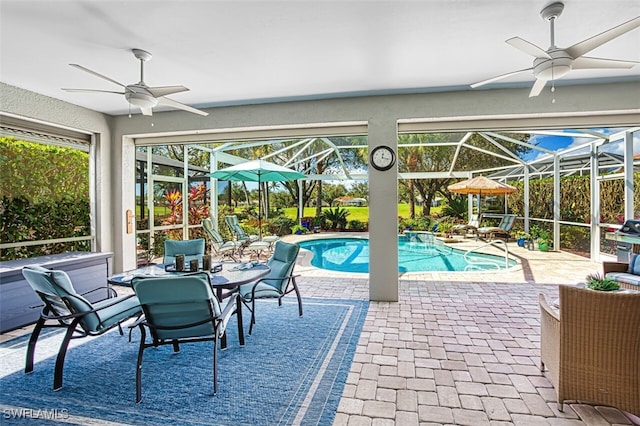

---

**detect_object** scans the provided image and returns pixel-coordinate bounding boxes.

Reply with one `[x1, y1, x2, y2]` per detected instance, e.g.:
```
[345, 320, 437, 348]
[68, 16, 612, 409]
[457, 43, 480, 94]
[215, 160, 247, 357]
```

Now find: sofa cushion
[605, 272, 640, 288]
[628, 253, 640, 275]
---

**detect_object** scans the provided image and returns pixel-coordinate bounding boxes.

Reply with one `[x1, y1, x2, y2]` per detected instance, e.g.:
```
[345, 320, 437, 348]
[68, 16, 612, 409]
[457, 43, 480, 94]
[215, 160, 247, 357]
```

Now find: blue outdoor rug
[0, 298, 368, 425]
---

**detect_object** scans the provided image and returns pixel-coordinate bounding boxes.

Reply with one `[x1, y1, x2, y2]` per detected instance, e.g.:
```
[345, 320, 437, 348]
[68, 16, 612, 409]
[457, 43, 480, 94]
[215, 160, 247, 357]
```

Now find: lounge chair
[451, 214, 482, 237]
[477, 214, 516, 240]
[202, 218, 240, 261]
[225, 215, 279, 259]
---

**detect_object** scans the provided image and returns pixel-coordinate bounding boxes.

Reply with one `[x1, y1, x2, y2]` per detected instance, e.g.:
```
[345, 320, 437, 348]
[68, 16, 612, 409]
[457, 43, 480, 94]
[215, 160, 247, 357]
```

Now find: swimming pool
[299, 236, 516, 273]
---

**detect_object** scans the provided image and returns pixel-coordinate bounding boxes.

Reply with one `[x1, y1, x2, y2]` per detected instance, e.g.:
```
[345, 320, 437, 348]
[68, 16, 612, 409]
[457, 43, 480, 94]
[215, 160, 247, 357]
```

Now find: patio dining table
[108, 261, 270, 348]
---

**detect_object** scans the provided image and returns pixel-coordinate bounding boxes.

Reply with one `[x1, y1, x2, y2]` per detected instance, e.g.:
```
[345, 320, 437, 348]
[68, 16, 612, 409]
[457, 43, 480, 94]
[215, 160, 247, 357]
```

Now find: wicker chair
[539, 285, 640, 415]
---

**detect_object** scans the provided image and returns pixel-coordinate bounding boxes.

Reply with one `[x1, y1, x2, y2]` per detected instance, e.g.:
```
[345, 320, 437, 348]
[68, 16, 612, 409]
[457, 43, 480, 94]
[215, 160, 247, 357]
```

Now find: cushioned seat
[603, 253, 640, 290]
[21, 265, 141, 390]
[163, 238, 205, 265]
[239, 241, 302, 334]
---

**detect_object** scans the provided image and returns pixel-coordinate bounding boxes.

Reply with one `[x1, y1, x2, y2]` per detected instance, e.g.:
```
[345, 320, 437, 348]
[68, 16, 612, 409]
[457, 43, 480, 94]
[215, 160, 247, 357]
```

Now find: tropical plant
[436, 220, 454, 236]
[322, 206, 350, 230]
[536, 229, 551, 244]
[161, 183, 210, 240]
[291, 224, 308, 235]
[585, 273, 620, 291]
[441, 197, 468, 219]
[347, 219, 367, 231]
[514, 230, 531, 240]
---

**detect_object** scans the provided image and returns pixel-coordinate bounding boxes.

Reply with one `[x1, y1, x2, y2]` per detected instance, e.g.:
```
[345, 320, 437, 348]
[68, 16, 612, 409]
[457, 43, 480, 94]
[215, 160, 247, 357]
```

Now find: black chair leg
[212, 337, 218, 395]
[236, 294, 244, 346]
[248, 299, 256, 335]
[53, 320, 79, 391]
[172, 340, 180, 352]
[25, 317, 45, 374]
[136, 326, 146, 403]
[292, 278, 303, 317]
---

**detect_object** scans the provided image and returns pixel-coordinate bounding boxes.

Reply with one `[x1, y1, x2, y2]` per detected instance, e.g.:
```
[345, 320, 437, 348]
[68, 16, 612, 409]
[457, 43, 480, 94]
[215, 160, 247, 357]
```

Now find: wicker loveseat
[539, 285, 640, 415]
[603, 253, 640, 290]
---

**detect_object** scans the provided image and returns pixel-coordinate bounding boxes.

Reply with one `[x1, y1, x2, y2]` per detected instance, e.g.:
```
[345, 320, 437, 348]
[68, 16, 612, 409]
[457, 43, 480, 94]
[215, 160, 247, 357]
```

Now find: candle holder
[189, 259, 199, 272]
[175, 254, 185, 271]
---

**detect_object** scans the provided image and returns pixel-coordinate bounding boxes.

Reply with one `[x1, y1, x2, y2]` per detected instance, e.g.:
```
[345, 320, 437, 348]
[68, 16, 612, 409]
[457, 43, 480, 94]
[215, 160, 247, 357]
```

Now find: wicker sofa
[602, 253, 640, 290]
[539, 285, 640, 415]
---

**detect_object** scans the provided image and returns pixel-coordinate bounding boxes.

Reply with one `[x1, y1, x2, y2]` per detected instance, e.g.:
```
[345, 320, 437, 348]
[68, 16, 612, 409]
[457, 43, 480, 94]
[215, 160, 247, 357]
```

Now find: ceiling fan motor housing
[125, 91, 157, 108]
[533, 50, 573, 80]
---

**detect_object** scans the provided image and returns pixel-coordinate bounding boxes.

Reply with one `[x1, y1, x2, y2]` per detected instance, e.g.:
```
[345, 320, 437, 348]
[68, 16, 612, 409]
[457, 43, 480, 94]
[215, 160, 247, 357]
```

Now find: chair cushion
[89, 295, 141, 332]
[605, 272, 640, 287]
[628, 253, 640, 275]
[239, 282, 282, 300]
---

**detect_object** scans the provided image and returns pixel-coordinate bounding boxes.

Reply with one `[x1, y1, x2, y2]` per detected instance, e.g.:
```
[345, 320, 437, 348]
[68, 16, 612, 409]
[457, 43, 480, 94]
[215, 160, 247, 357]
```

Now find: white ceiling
[1, 0, 639, 116]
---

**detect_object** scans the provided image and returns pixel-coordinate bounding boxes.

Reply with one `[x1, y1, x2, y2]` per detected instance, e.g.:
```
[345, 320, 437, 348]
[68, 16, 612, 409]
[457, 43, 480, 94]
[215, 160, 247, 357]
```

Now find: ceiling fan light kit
[471, 2, 640, 98]
[63, 48, 209, 116]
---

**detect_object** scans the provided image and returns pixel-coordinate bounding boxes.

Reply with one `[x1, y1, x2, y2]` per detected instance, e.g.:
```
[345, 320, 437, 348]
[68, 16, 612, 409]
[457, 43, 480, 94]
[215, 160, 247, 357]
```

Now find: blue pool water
[299, 236, 516, 273]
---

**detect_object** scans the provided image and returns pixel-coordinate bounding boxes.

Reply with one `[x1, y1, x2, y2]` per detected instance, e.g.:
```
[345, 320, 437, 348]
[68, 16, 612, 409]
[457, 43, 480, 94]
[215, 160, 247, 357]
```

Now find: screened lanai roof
[144, 126, 638, 185]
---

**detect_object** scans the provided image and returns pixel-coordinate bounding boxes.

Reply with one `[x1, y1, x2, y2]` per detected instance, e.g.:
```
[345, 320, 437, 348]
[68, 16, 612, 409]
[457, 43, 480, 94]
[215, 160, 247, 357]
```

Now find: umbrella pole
[258, 176, 262, 240]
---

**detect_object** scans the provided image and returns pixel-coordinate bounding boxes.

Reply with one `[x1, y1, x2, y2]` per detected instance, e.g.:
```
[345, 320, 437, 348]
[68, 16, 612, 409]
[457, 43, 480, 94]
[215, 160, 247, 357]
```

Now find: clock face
[370, 146, 396, 171]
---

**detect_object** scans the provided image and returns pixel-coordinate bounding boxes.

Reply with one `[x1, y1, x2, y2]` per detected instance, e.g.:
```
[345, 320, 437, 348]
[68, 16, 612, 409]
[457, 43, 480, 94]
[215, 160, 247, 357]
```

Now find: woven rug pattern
[0, 298, 367, 425]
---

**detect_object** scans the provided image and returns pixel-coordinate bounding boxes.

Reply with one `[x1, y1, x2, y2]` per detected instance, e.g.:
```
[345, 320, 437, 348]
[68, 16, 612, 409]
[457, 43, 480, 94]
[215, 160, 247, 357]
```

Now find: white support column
[590, 142, 599, 261]
[210, 153, 219, 228]
[553, 155, 560, 251]
[298, 182, 303, 224]
[623, 130, 634, 220]
[368, 118, 398, 302]
[524, 166, 530, 232]
[182, 151, 189, 240]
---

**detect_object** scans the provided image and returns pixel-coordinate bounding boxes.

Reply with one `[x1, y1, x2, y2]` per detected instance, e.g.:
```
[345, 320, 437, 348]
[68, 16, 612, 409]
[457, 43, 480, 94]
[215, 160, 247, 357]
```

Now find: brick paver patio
[290, 235, 639, 426]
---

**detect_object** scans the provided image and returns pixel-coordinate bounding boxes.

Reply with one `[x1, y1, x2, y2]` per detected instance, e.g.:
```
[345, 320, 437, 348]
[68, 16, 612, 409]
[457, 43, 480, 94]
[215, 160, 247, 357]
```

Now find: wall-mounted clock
[370, 145, 396, 171]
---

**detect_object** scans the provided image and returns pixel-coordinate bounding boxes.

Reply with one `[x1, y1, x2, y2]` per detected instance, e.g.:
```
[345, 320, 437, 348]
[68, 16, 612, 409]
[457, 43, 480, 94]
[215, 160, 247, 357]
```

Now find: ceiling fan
[63, 48, 209, 116]
[471, 2, 640, 97]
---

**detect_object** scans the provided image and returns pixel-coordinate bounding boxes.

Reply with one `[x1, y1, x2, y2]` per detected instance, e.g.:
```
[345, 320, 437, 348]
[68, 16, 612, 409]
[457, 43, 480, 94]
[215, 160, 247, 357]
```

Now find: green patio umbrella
[208, 159, 305, 238]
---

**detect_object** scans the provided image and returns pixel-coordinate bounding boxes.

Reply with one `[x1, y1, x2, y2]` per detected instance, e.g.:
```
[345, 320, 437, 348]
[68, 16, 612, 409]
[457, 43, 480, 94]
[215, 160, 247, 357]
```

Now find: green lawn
[280, 204, 441, 222]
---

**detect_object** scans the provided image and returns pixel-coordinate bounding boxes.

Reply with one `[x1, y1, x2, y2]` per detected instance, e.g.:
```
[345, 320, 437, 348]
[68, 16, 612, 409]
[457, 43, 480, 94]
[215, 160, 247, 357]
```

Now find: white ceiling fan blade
[566, 16, 640, 59]
[572, 56, 639, 70]
[69, 64, 127, 88]
[62, 88, 125, 94]
[157, 96, 209, 116]
[470, 68, 533, 88]
[140, 107, 153, 116]
[528, 78, 547, 97]
[506, 37, 551, 59]
[146, 85, 189, 98]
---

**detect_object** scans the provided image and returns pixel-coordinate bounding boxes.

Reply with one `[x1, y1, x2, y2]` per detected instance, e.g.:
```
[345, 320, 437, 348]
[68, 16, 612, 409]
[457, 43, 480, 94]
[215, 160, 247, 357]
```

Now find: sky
[524, 127, 640, 162]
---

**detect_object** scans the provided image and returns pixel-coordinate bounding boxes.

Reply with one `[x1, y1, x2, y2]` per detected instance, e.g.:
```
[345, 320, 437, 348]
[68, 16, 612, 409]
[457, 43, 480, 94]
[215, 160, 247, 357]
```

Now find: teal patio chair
[163, 238, 205, 265]
[238, 241, 302, 334]
[477, 214, 516, 240]
[131, 273, 239, 403]
[202, 218, 240, 261]
[21, 265, 141, 390]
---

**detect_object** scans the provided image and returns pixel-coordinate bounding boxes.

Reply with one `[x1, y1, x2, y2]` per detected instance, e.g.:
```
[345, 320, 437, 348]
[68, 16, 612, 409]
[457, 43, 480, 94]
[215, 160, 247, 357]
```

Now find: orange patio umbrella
[447, 175, 517, 215]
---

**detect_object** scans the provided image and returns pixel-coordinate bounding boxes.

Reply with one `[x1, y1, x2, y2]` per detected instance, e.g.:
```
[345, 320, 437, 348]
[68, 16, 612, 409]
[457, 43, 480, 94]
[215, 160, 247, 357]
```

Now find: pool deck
[3, 233, 638, 425]
[288, 233, 639, 426]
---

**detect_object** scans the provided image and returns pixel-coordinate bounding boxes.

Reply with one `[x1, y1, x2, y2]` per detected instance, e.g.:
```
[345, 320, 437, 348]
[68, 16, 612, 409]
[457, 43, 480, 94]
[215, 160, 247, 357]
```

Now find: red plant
[162, 183, 210, 239]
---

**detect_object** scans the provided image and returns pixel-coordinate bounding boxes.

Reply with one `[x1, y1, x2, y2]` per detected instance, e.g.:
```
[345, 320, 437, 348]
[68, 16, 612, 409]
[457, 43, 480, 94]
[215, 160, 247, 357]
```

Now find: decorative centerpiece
[585, 273, 620, 291]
